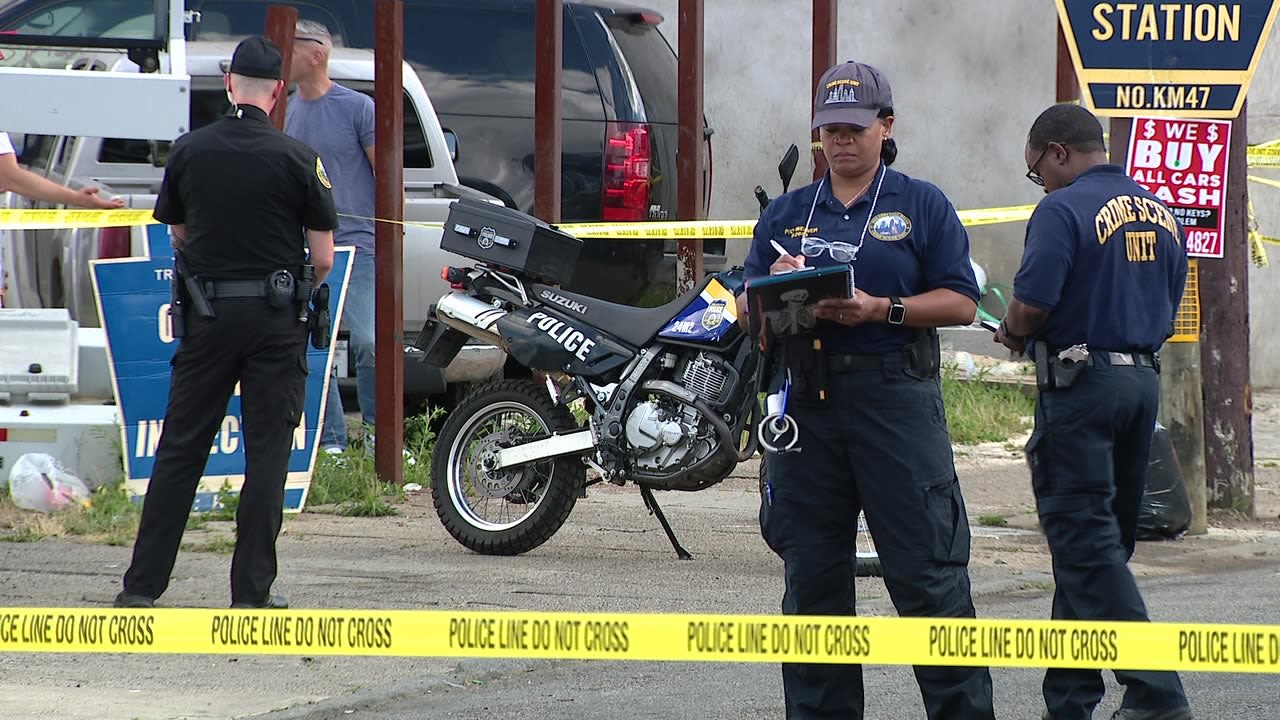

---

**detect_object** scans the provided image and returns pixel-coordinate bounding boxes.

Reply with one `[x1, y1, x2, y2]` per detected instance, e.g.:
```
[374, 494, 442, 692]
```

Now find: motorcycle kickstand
[639, 486, 693, 560]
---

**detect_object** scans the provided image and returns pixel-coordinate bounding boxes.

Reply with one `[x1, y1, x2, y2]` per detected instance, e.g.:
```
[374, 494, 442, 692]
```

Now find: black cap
[228, 35, 282, 80]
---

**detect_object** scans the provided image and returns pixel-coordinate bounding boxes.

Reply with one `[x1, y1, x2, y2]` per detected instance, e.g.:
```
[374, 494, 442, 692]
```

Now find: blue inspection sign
[89, 224, 353, 513]
[1056, 0, 1280, 118]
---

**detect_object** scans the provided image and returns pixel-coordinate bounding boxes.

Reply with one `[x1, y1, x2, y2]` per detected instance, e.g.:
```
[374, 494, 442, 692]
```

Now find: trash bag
[7, 453, 91, 513]
[1137, 423, 1192, 540]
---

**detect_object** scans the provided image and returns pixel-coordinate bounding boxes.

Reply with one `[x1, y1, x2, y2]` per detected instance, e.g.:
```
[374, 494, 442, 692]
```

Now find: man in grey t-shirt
[284, 20, 378, 453]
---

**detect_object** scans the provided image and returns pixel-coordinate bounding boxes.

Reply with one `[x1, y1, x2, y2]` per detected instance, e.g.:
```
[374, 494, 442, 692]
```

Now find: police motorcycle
[416, 151, 823, 559]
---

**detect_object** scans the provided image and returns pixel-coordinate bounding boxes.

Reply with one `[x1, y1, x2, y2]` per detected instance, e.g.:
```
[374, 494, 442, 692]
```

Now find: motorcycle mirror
[779, 144, 799, 193]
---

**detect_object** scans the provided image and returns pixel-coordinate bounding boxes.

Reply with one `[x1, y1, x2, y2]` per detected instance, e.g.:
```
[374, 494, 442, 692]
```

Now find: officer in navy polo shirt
[738, 60, 995, 720]
[996, 103, 1192, 720]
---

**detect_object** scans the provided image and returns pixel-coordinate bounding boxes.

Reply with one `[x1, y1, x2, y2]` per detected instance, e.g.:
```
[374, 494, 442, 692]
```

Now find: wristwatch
[887, 296, 906, 325]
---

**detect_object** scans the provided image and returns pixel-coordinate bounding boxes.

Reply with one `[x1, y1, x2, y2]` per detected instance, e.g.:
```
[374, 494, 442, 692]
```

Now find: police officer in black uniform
[114, 36, 337, 610]
[996, 103, 1193, 720]
[738, 60, 995, 720]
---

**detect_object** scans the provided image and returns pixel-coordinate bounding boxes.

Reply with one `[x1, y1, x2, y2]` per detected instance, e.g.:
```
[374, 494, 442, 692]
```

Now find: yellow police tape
[0, 206, 1037, 235]
[1, 607, 1279, 673]
[0, 208, 157, 230]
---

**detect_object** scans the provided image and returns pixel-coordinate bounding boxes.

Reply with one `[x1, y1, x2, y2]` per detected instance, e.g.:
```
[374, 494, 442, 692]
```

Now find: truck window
[344, 82, 433, 169]
[189, 0, 350, 46]
[98, 86, 433, 169]
[400, 1, 600, 121]
[1, 0, 155, 40]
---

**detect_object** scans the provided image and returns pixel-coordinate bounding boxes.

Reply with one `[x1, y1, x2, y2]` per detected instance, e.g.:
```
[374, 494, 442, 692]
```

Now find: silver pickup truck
[0, 41, 506, 407]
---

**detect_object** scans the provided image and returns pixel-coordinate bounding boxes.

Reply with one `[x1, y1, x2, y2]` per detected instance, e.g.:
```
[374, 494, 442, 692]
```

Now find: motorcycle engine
[623, 352, 733, 472]
[624, 400, 702, 471]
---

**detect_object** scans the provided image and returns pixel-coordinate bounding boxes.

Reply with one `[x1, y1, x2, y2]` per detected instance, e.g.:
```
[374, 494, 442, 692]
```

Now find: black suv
[0, 0, 723, 305]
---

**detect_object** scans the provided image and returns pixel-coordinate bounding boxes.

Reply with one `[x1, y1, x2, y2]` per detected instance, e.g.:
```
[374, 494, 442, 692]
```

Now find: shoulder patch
[869, 212, 911, 242]
[316, 157, 332, 189]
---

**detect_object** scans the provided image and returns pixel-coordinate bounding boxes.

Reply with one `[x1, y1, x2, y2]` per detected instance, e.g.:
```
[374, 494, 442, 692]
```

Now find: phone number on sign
[1186, 230, 1222, 257]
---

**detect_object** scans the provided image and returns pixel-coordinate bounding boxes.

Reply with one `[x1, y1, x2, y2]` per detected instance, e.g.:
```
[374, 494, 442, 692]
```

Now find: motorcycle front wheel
[431, 379, 585, 555]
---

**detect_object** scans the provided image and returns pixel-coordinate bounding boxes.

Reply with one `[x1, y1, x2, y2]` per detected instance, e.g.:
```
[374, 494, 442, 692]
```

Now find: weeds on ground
[940, 365, 1036, 445]
[306, 407, 445, 516]
[60, 479, 143, 546]
[181, 535, 236, 554]
[978, 514, 1009, 527]
[0, 476, 142, 546]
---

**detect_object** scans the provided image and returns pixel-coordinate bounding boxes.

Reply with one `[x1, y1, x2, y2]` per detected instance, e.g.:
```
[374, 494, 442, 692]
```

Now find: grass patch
[978, 514, 1009, 527]
[60, 480, 142, 546]
[1, 526, 47, 542]
[306, 407, 445, 516]
[181, 535, 236, 554]
[940, 365, 1036, 445]
[0, 476, 141, 546]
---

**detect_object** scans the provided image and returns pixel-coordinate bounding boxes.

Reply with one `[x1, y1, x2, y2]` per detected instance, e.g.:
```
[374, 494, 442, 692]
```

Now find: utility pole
[810, 0, 837, 181]
[1198, 101, 1256, 516]
[674, 0, 704, 294]
[373, 0, 405, 485]
[533, 0, 562, 224]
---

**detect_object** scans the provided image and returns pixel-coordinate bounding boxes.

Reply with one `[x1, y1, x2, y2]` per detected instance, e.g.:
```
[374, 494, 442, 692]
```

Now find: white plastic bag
[7, 453, 91, 512]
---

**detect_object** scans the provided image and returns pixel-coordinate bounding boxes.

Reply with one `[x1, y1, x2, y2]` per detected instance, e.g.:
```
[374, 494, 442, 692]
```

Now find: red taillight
[602, 121, 651, 222]
[97, 227, 131, 259]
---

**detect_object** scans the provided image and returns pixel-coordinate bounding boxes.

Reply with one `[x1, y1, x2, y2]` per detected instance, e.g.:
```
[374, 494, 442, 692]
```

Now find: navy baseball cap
[227, 35, 282, 80]
[812, 61, 893, 130]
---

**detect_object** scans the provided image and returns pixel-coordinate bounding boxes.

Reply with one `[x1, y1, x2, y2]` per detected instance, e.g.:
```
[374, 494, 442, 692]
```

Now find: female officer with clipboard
[738, 60, 995, 720]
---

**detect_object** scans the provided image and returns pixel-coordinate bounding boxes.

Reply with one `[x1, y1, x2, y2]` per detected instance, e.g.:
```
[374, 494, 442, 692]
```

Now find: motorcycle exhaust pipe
[434, 292, 509, 347]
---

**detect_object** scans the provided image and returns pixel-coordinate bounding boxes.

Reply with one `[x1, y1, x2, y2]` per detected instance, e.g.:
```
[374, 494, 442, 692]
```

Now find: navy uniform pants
[760, 356, 995, 720]
[122, 297, 309, 606]
[1026, 353, 1190, 720]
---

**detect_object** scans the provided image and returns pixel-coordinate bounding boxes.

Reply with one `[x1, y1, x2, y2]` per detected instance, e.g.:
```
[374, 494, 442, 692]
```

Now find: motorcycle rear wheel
[431, 379, 585, 555]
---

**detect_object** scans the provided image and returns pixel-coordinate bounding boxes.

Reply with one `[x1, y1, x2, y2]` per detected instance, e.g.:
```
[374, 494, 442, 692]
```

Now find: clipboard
[744, 264, 853, 351]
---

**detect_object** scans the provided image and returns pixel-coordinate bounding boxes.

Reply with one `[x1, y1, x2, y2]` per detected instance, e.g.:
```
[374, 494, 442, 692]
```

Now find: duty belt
[201, 279, 270, 299]
[1090, 350, 1157, 368]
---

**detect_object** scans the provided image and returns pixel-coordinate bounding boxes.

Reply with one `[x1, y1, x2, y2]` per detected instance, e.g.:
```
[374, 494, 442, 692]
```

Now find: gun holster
[1033, 341, 1087, 390]
[901, 328, 941, 380]
[169, 266, 187, 339]
[307, 284, 332, 350]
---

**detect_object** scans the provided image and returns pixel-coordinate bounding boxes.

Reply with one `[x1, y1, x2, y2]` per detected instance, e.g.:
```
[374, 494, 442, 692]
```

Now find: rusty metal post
[264, 5, 298, 130]
[1055, 19, 1079, 103]
[1111, 118, 1209, 535]
[534, 0, 562, 223]
[1199, 101, 1255, 515]
[811, 0, 837, 180]
[373, 0, 405, 485]
[675, 0, 704, 294]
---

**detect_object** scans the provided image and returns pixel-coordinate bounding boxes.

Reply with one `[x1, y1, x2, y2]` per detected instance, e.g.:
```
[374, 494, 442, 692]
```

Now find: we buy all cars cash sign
[1124, 117, 1231, 258]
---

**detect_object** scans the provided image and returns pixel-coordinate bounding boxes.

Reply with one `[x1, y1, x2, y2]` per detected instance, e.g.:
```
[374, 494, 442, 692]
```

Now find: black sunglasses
[1026, 142, 1067, 187]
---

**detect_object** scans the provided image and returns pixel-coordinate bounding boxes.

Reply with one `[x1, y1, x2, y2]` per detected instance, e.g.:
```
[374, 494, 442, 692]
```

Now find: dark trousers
[760, 359, 995, 720]
[122, 298, 308, 605]
[1026, 356, 1189, 719]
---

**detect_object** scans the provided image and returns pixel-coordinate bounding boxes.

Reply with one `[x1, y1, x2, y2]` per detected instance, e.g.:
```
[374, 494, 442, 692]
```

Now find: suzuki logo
[539, 290, 588, 315]
[526, 311, 596, 362]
